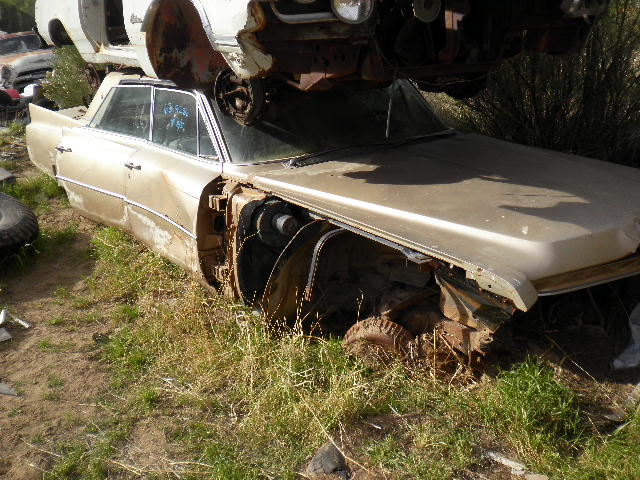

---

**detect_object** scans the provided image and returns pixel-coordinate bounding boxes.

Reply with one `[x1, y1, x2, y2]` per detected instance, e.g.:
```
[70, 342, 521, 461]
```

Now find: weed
[43, 391, 61, 401]
[8, 407, 22, 417]
[135, 387, 160, 412]
[2, 174, 66, 211]
[37, 339, 55, 352]
[46, 316, 66, 326]
[47, 375, 66, 388]
[477, 358, 584, 470]
[41, 46, 92, 109]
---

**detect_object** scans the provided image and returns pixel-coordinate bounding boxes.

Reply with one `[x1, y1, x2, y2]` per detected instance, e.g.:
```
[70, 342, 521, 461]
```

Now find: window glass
[152, 89, 197, 155]
[211, 80, 447, 164]
[198, 113, 217, 158]
[89, 86, 152, 139]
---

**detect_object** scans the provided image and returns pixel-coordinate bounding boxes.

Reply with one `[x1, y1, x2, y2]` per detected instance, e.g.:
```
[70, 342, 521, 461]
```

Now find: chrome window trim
[84, 84, 222, 165]
[55, 174, 197, 240]
[195, 91, 230, 163]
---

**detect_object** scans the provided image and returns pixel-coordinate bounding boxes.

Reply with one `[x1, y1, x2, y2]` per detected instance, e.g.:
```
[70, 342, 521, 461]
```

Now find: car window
[89, 86, 152, 140]
[0, 35, 41, 55]
[198, 113, 217, 158]
[211, 79, 447, 164]
[152, 89, 198, 155]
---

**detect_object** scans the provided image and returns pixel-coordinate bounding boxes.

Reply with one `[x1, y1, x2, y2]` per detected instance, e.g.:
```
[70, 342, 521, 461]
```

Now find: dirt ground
[0, 192, 108, 479]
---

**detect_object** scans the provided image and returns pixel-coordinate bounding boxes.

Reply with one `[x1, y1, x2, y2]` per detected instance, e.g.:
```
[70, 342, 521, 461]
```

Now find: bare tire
[0, 193, 39, 251]
[343, 317, 414, 367]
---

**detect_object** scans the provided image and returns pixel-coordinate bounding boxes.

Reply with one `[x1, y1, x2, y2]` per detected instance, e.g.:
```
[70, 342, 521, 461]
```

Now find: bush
[42, 46, 92, 109]
[441, 0, 640, 166]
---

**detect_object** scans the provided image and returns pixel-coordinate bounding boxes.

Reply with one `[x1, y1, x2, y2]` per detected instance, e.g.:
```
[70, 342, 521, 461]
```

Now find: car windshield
[210, 80, 448, 164]
[0, 35, 42, 56]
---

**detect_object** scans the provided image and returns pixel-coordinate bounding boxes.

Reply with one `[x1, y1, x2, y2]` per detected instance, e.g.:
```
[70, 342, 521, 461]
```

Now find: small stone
[0, 328, 12, 343]
[306, 442, 350, 479]
[0, 382, 18, 396]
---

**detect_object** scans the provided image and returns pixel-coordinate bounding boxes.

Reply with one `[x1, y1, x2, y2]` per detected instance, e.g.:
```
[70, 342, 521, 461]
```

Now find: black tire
[0, 193, 39, 251]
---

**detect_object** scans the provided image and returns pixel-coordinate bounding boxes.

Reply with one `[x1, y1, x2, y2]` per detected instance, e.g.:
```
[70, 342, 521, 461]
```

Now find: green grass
[2, 173, 67, 211]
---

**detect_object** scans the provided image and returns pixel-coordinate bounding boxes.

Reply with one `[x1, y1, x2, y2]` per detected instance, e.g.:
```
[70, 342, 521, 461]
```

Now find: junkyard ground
[1, 130, 640, 479]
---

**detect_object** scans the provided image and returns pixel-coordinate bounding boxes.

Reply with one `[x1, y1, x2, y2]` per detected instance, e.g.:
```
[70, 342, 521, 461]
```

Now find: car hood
[224, 133, 640, 310]
[0, 50, 54, 72]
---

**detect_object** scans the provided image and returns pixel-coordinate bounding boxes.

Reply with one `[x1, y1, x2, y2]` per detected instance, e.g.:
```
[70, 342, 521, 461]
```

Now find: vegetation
[431, 0, 640, 167]
[0, 0, 36, 32]
[42, 46, 93, 109]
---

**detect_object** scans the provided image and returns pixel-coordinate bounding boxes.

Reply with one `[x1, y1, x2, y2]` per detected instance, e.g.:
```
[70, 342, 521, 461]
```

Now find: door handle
[55, 146, 72, 153]
[124, 162, 141, 170]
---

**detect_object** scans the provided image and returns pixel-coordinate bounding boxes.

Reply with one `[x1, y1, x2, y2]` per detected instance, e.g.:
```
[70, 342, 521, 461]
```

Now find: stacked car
[0, 31, 54, 125]
[36, 1, 609, 113]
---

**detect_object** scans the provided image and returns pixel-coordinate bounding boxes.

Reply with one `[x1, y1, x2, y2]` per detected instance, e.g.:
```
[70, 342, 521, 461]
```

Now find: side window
[198, 112, 217, 158]
[152, 89, 198, 155]
[89, 86, 152, 139]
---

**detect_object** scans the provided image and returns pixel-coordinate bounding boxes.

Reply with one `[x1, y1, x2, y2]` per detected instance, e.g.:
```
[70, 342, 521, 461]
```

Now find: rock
[0, 167, 15, 186]
[0, 328, 12, 343]
[524, 474, 549, 480]
[0, 382, 18, 396]
[306, 442, 350, 479]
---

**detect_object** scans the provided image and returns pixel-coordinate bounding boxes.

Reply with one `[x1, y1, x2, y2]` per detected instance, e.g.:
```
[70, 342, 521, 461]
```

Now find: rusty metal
[534, 252, 640, 296]
[146, 0, 227, 88]
[304, 228, 347, 301]
[343, 317, 414, 365]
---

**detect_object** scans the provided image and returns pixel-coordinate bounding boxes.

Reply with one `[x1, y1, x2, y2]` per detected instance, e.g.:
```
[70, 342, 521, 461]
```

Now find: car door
[124, 87, 224, 273]
[55, 85, 153, 227]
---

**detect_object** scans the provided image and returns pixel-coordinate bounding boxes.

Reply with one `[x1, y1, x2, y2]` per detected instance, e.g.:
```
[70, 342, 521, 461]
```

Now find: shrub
[42, 46, 92, 109]
[442, 0, 640, 166]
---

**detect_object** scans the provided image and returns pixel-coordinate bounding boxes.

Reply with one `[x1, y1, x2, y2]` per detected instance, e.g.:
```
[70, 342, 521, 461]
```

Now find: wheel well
[145, 0, 227, 87]
[48, 19, 72, 47]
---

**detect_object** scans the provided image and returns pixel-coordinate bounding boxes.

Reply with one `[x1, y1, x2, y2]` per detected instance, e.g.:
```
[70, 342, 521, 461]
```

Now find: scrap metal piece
[0, 309, 32, 329]
[0, 382, 18, 396]
[613, 303, 640, 370]
[0, 327, 12, 342]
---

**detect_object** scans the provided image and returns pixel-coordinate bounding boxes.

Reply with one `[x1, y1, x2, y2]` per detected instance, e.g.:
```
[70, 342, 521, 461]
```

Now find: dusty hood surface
[226, 134, 640, 309]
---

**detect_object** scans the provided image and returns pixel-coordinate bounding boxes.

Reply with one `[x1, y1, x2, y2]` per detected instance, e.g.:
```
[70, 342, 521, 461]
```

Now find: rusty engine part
[226, 191, 522, 363]
[343, 317, 414, 366]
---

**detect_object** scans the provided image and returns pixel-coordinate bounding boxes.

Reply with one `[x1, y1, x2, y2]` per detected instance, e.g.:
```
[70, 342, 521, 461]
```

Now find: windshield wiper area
[285, 129, 457, 169]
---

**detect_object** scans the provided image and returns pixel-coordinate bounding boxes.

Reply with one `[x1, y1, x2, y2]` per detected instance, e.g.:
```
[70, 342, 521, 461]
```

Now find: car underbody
[146, 0, 609, 98]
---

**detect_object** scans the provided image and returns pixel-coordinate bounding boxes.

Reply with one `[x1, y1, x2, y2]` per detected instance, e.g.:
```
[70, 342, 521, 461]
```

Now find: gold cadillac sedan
[26, 72, 640, 360]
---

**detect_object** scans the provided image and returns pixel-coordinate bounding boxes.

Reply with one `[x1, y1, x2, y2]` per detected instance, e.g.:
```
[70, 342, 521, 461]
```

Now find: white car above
[36, 0, 609, 102]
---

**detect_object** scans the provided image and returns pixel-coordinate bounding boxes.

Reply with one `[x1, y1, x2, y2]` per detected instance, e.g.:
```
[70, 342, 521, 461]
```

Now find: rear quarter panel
[26, 105, 87, 176]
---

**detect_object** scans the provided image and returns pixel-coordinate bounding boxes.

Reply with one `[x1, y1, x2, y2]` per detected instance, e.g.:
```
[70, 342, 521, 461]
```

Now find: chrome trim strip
[537, 270, 640, 296]
[56, 175, 125, 200]
[196, 91, 231, 164]
[55, 175, 197, 240]
[270, 3, 337, 23]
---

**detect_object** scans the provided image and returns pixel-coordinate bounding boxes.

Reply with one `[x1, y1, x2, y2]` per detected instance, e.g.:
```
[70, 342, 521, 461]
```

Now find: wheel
[343, 317, 414, 367]
[0, 193, 39, 251]
[214, 69, 265, 126]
